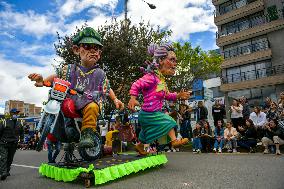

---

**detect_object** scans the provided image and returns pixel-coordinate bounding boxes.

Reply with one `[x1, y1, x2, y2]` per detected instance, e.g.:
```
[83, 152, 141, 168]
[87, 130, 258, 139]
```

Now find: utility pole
[124, 0, 156, 21]
[124, 0, 128, 21]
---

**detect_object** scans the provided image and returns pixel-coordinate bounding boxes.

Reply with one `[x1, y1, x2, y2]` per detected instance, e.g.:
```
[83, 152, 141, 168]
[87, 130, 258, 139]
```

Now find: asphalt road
[0, 150, 284, 189]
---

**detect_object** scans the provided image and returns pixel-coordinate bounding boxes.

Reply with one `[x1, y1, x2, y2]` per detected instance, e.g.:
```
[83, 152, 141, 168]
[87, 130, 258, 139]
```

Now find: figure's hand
[28, 73, 44, 87]
[128, 96, 140, 112]
[114, 99, 124, 110]
[177, 89, 192, 100]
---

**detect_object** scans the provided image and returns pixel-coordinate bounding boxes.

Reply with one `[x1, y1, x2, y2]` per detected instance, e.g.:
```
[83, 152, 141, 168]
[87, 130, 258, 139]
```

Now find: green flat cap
[72, 27, 103, 46]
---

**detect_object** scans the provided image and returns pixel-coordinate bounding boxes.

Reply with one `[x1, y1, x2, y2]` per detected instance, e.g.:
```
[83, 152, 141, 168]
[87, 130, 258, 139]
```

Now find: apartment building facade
[5, 100, 42, 117]
[213, 0, 284, 108]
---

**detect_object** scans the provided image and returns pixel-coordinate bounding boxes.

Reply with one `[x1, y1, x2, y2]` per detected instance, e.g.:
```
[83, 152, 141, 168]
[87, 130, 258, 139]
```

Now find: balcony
[220, 64, 284, 91]
[217, 9, 284, 46]
[214, 0, 264, 26]
[222, 41, 271, 68]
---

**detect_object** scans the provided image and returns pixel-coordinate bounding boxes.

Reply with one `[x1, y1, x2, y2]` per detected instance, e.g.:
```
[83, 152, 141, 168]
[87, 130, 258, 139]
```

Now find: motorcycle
[35, 77, 108, 162]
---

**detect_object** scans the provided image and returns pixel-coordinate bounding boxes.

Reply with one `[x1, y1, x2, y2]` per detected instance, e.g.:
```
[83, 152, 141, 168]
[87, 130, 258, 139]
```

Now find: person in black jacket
[196, 101, 208, 122]
[212, 100, 226, 127]
[0, 108, 24, 180]
[237, 119, 257, 153]
[180, 104, 192, 139]
[240, 96, 250, 120]
[261, 119, 278, 154]
[200, 121, 213, 153]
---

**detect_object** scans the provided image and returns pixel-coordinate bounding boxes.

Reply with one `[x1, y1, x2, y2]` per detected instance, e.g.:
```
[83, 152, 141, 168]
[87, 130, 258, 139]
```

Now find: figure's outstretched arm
[109, 88, 124, 110]
[28, 73, 57, 87]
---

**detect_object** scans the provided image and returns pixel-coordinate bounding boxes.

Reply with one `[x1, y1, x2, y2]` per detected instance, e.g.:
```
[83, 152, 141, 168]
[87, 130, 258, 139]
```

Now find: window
[223, 60, 272, 84]
[238, 41, 251, 55]
[255, 61, 271, 78]
[252, 37, 268, 51]
[227, 67, 241, 83]
[220, 11, 265, 37]
[241, 64, 256, 81]
[235, 0, 247, 8]
[223, 36, 268, 59]
[219, 1, 234, 15]
[238, 19, 250, 31]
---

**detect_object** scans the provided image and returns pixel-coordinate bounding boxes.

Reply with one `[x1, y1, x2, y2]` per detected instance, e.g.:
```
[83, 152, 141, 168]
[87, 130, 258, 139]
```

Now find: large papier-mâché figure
[128, 43, 191, 155]
[29, 27, 124, 148]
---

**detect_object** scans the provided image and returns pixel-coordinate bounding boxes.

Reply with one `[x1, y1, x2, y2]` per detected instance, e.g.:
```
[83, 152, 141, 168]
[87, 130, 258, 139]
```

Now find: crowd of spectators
[188, 91, 284, 155]
[16, 91, 284, 156]
[18, 125, 39, 150]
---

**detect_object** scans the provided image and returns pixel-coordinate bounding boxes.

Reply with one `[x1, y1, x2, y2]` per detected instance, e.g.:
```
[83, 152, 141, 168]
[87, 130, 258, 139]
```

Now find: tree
[167, 42, 223, 92]
[97, 19, 171, 103]
[54, 24, 87, 66]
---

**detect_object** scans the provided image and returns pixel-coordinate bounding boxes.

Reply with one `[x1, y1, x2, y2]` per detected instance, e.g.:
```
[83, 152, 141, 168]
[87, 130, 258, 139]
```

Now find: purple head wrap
[147, 43, 174, 58]
[140, 43, 174, 74]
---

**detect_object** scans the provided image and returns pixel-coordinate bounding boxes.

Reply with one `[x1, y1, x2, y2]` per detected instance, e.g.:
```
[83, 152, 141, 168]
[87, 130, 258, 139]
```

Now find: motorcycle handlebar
[43, 80, 84, 96]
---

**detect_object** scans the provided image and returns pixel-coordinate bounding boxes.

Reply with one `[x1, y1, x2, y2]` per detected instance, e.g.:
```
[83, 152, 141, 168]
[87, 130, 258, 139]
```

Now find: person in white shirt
[98, 120, 108, 145]
[230, 99, 243, 130]
[249, 106, 267, 139]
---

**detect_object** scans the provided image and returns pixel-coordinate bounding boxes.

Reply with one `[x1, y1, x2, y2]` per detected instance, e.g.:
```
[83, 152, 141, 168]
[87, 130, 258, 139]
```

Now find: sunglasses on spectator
[80, 44, 102, 51]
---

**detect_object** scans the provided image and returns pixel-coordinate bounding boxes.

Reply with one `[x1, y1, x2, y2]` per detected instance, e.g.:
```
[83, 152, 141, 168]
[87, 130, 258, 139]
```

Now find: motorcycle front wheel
[78, 131, 102, 161]
[36, 114, 55, 152]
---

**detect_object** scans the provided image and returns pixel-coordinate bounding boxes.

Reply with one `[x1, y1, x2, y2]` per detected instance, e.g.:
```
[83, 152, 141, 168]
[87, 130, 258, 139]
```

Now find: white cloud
[59, 0, 118, 18]
[0, 55, 56, 108]
[0, 9, 62, 38]
[127, 0, 217, 41]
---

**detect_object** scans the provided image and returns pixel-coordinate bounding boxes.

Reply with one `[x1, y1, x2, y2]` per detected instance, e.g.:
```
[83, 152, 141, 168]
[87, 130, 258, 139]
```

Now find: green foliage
[167, 42, 223, 91]
[54, 23, 88, 66]
[97, 19, 171, 102]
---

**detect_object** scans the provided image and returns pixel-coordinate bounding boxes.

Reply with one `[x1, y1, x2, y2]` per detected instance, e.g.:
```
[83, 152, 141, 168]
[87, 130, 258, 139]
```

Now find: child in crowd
[213, 120, 224, 153]
[224, 121, 239, 153]
[192, 122, 202, 153]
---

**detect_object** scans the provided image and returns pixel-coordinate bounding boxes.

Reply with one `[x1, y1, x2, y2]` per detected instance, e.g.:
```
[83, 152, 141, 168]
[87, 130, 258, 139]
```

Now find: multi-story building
[5, 100, 42, 117]
[213, 0, 284, 109]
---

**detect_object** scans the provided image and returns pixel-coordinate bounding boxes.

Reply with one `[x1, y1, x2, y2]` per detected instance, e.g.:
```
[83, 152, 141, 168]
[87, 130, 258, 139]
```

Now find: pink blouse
[129, 73, 177, 112]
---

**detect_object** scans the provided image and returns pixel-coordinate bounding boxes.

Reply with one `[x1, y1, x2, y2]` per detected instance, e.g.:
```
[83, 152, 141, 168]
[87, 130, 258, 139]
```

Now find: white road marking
[12, 164, 39, 169]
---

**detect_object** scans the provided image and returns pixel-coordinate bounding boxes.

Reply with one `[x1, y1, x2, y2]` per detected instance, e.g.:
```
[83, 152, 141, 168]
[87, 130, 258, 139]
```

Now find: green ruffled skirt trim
[39, 163, 94, 182]
[38, 154, 168, 185]
[94, 154, 168, 185]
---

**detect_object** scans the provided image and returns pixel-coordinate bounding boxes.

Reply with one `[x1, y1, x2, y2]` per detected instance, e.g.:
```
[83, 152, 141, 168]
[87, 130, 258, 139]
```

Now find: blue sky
[0, 0, 217, 113]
